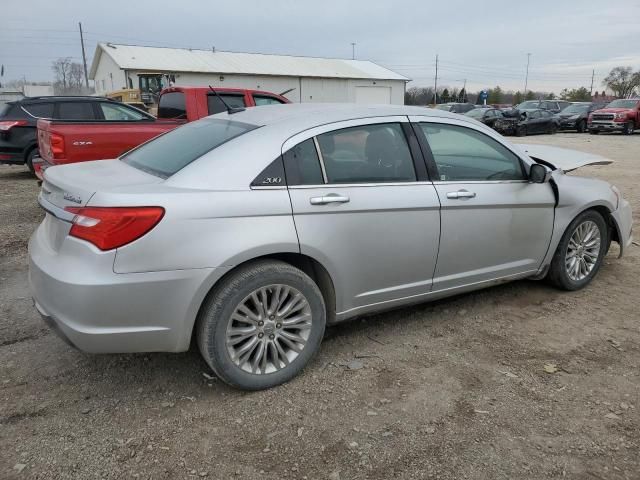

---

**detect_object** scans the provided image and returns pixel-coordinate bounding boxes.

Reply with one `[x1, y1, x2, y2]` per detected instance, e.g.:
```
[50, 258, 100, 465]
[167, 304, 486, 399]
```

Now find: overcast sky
[2, 0, 639, 94]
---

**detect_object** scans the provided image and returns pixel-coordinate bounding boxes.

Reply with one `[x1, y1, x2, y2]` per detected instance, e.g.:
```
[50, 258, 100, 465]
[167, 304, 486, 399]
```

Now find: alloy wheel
[226, 285, 312, 374]
[565, 220, 601, 281]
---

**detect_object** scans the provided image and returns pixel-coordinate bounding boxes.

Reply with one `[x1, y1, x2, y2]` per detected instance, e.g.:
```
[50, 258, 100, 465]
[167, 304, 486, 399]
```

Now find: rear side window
[0, 103, 26, 118]
[58, 102, 96, 120]
[253, 95, 286, 106]
[207, 94, 246, 115]
[121, 118, 258, 178]
[23, 103, 54, 118]
[158, 92, 186, 118]
[317, 123, 416, 184]
[283, 139, 324, 185]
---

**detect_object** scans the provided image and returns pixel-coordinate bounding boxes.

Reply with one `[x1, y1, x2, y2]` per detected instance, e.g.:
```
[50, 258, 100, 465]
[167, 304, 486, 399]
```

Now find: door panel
[410, 116, 555, 291]
[288, 184, 441, 313]
[432, 182, 555, 290]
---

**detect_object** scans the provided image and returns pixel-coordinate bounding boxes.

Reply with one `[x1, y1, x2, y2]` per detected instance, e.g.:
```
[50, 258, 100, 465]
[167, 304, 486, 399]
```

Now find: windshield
[121, 118, 258, 178]
[561, 104, 590, 114]
[606, 99, 639, 109]
[516, 101, 539, 110]
[435, 104, 452, 111]
[465, 109, 484, 118]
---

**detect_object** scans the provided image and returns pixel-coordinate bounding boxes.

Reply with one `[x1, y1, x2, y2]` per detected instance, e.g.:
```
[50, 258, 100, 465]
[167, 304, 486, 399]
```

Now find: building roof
[89, 43, 409, 82]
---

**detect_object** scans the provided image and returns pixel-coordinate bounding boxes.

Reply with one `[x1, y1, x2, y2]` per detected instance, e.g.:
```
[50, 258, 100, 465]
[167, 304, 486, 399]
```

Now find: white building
[89, 43, 408, 104]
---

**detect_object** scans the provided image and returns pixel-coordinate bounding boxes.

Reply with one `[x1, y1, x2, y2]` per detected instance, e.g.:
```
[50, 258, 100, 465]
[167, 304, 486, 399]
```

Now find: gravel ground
[0, 133, 638, 480]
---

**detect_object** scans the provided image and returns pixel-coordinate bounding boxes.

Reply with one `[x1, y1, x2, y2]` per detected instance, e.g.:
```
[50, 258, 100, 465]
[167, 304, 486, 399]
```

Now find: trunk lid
[516, 144, 613, 172]
[41, 160, 163, 209]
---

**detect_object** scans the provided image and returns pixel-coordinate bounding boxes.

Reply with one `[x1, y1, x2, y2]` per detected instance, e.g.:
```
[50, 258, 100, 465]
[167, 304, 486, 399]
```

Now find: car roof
[18, 96, 112, 104]
[213, 103, 465, 130]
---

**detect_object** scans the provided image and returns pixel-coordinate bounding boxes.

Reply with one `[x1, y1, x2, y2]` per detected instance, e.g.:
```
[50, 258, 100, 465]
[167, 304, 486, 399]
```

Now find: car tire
[197, 260, 326, 390]
[549, 124, 557, 134]
[589, 129, 599, 135]
[623, 122, 634, 135]
[546, 210, 608, 291]
[26, 148, 38, 175]
[577, 120, 587, 133]
[516, 125, 527, 137]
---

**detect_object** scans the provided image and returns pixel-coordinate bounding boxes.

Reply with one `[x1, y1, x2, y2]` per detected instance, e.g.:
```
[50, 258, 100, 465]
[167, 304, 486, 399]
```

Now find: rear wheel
[548, 124, 557, 134]
[546, 210, 608, 291]
[197, 260, 326, 390]
[26, 148, 38, 175]
[623, 122, 634, 135]
[516, 125, 527, 137]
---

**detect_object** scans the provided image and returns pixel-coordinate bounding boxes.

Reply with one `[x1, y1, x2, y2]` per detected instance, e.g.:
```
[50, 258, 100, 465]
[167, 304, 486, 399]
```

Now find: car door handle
[447, 190, 476, 199]
[309, 194, 350, 205]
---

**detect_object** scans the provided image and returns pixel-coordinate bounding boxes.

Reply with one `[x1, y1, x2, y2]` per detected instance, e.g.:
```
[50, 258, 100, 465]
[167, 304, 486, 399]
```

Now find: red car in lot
[36, 86, 290, 178]
[588, 98, 640, 135]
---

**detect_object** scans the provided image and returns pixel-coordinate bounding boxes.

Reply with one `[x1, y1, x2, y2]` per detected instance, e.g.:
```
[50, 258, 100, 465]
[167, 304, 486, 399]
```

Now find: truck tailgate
[37, 119, 180, 165]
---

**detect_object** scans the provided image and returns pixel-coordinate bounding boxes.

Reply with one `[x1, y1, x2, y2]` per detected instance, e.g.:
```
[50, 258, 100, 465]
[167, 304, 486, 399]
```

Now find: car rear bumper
[28, 224, 224, 353]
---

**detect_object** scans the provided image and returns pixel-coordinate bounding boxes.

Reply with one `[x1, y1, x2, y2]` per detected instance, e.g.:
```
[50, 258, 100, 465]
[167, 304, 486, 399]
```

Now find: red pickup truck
[588, 98, 640, 135]
[36, 86, 289, 177]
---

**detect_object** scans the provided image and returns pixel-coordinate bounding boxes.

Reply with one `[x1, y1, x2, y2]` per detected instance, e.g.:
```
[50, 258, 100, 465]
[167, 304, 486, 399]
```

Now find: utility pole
[524, 53, 531, 97]
[79, 22, 89, 88]
[434, 54, 438, 105]
[589, 69, 595, 96]
[351, 43, 356, 60]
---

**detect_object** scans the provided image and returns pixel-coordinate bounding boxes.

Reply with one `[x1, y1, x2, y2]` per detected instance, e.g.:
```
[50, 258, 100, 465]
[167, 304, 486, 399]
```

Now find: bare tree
[69, 63, 85, 90]
[52, 57, 73, 91]
[602, 66, 640, 98]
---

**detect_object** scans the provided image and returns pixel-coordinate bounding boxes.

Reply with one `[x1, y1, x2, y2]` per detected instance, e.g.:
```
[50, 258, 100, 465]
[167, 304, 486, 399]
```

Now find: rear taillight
[0, 120, 28, 132]
[50, 133, 65, 158]
[63, 206, 165, 250]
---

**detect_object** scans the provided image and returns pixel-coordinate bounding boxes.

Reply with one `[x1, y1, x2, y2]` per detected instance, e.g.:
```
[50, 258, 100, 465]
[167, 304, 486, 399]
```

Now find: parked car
[512, 100, 571, 114]
[465, 107, 504, 129]
[36, 86, 290, 178]
[434, 103, 476, 114]
[494, 109, 559, 136]
[0, 96, 153, 174]
[588, 98, 640, 135]
[29, 104, 632, 390]
[556, 102, 606, 133]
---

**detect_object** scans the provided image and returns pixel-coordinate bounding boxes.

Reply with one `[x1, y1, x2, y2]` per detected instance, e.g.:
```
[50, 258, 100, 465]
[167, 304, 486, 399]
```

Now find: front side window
[157, 92, 186, 119]
[253, 95, 285, 106]
[122, 118, 258, 178]
[207, 94, 246, 115]
[317, 123, 416, 184]
[100, 102, 148, 121]
[420, 123, 525, 182]
[58, 102, 96, 120]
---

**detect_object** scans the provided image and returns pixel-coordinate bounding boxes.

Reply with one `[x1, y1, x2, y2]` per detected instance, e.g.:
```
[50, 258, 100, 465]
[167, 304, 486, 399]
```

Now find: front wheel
[546, 210, 608, 291]
[549, 124, 557, 134]
[197, 260, 326, 390]
[577, 120, 587, 133]
[589, 129, 599, 135]
[516, 125, 527, 137]
[623, 122, 634, 135]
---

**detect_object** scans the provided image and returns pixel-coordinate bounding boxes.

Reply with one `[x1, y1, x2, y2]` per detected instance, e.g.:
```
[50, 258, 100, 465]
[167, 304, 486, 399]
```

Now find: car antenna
[208, 85, 245, 114]
[279, 87, 296, 96]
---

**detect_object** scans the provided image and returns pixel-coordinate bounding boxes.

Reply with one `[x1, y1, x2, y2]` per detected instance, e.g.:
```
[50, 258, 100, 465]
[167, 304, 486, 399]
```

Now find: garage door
[354, 86, 392, 104]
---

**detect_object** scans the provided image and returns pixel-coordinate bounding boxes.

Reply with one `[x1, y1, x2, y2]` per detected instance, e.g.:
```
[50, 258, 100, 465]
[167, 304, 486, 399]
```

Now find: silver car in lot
[29, 104, 633, 390]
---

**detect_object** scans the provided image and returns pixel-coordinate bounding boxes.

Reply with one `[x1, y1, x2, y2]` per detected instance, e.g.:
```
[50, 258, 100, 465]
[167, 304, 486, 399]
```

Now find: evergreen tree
[488, 86, 503, 104]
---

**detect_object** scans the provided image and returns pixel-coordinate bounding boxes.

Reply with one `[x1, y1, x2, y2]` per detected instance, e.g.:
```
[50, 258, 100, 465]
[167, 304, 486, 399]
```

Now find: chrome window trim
[288, 181, 435, 189]
[312, 137, 329, 184]
[432, 180, 529, 185]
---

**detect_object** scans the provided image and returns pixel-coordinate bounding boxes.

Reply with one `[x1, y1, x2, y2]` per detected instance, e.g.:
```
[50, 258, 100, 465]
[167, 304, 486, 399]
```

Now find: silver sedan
[29, 104, 633, 390]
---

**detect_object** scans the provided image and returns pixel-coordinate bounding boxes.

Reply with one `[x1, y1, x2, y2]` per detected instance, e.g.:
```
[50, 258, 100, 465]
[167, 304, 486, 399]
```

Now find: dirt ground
[1, 132, 638, 480]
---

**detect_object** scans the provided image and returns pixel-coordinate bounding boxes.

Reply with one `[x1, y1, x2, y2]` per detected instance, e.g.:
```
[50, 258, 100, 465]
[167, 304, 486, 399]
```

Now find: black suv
[0, 96, 153, 173]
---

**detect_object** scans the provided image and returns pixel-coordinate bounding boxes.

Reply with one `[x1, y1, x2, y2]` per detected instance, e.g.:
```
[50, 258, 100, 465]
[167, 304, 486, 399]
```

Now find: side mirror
[529, 163, 550, 183]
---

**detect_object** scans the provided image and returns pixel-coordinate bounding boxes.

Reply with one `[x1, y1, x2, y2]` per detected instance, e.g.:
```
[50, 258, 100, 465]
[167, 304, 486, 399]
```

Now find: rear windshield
[121, 118, 258, 178]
